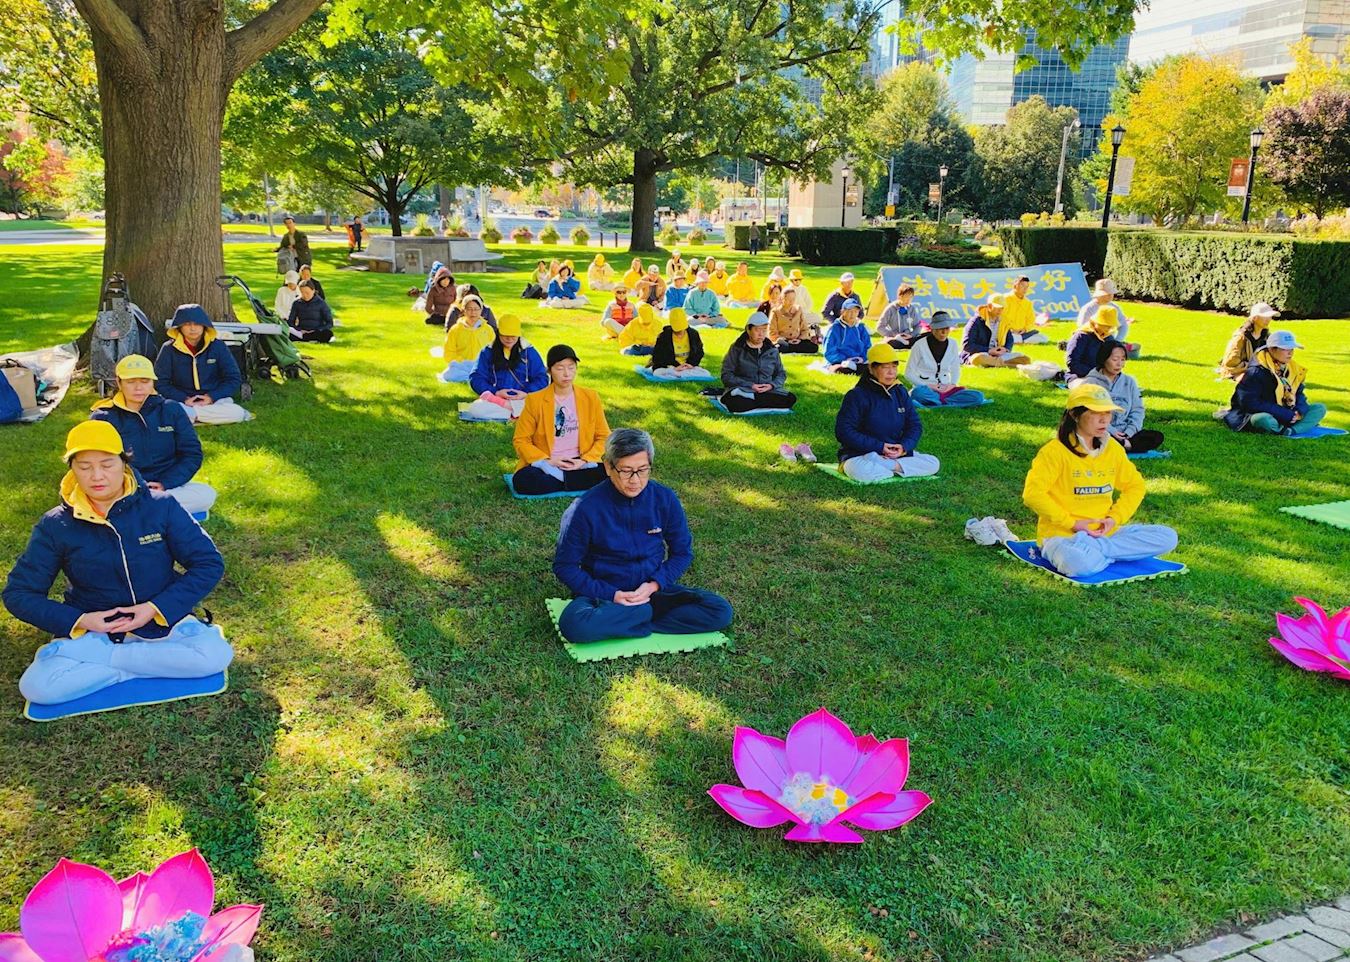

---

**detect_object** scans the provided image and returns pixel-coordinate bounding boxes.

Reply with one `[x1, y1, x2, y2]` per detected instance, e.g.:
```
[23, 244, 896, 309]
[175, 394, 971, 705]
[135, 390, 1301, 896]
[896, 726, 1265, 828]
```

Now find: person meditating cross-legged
[684, 271, 725, 327]
[553, 428, 734, 644]
[649, 308, 712, 379]
[1082, 339, 1165, 453]
[3, 421, 233, 706]
[1218, 302, 1277, 381]
[511, 345, 610, 495]
[720, 312, 797, 413]
[600, 284, 637, 338]
[769, 286, 818, 354]
[962, 295, 1029, 369]
[588, 254, 616, 292]
[619, 303, 662, 356]
[465, 314, 549, 420]
[821, 297, 871, 373]
[1222, 330, 1328, 436]
[90, 355, 217, 517]
[153, 304, 251, 425]
[904, 312, 986, 408]
[834, 344, 940, 481]
[439, 294, 495, 383]
[1022, 382, 1178, 577]
[544, 265, 588, 309]
[288, 281, 334, 343]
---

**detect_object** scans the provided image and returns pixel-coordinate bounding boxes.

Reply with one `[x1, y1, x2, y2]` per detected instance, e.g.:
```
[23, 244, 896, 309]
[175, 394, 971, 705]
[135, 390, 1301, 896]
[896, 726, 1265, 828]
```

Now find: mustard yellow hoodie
[442, 318, 495, 363]
[727, 272, 755, 302]
[619, 306, 661, 350]
[1022, 436, 1145, 542]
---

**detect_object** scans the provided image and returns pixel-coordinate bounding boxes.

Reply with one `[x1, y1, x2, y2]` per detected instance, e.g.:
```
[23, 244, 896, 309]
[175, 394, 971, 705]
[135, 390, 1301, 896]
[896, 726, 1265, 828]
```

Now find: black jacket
[650, 327, 705, 369]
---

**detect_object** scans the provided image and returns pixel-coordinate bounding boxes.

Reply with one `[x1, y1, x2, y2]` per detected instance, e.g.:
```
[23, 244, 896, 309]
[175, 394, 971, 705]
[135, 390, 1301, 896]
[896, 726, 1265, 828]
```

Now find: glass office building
[1129, 0, 1350, 83]
[946, 31, 1129, 157]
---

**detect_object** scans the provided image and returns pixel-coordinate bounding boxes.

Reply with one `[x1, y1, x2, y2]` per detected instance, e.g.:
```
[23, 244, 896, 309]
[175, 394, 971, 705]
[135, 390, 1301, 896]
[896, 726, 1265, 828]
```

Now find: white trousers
[166, 482, 217, 515]
[1012, 331, 1049, 345]
[19, 617, 234, 705]
[651, 366, 712, 380]
[179, 398, 252, 424]
[842, 450, 941, 481]
[1041, 524, 1178, 577]
[544, 296, 589, 309]
[601, 318, 626, 337]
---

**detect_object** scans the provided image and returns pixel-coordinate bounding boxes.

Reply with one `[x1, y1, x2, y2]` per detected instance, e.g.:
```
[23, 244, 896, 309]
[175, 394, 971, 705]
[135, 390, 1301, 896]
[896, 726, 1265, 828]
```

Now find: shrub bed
[1103, 231, 1350, 317]
[784, 227, 888, 266]
[892, 246, 1001, 269]
[998, 226, 1109, 280]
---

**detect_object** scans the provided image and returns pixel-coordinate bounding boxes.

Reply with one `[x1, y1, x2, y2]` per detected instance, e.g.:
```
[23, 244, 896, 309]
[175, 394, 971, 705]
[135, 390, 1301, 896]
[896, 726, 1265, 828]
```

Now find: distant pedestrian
[748, 222, 762, 256]
[276, 216, 311, 269]
[346, 215, 365, 252]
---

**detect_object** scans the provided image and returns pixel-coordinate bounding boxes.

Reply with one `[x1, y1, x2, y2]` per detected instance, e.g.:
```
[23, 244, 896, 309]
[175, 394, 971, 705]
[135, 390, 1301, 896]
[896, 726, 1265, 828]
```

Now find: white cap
[1093, 278, 1117, 295]
[1250, 302, 1279, 318]
[840, 272, 855, 282]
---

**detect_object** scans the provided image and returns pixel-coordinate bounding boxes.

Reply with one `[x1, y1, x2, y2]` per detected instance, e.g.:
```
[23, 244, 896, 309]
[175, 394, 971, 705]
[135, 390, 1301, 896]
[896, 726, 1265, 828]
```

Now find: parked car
[533, 208, 554, 218]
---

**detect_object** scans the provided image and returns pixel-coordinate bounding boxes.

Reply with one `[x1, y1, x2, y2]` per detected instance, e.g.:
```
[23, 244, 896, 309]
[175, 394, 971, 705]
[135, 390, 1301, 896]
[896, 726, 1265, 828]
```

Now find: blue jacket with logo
[469, 340, 549, 395]
[90, 394, 203, 490]
[553, 479, 693, 599]
[835, 373, 923, 462]
[3, 472, 224, 638]
[153, 307, 242, 402]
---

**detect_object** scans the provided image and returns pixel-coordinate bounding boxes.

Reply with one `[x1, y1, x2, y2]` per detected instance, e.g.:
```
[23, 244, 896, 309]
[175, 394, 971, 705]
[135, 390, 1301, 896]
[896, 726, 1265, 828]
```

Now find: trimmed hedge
[999, 227, 1109, 281]
[1103, 231, 1350, 318]
[784, 227, 888, 266]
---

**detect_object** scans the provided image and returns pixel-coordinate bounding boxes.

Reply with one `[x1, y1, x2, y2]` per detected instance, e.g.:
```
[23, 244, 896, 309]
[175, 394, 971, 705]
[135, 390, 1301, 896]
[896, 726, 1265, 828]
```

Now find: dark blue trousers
[559, 586, 733, 643]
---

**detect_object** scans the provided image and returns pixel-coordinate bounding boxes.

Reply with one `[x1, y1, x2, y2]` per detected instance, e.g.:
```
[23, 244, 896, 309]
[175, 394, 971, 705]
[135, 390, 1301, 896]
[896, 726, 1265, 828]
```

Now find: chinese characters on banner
[866, 263, 1094, 321]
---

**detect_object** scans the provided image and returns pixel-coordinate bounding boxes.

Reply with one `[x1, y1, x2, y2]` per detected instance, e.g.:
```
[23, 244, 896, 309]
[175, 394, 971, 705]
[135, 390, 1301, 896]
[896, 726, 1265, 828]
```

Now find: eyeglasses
[613, 466, 651, 480]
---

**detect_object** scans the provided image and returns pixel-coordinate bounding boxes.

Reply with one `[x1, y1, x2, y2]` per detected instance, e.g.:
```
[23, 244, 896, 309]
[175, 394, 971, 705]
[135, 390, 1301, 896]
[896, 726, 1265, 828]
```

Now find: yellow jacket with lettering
[1022, 436, 1145, 542]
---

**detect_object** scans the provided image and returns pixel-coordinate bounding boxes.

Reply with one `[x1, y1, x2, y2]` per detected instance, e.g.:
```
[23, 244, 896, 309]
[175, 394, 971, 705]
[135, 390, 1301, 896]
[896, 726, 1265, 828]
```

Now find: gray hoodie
[1083, 368, 1145, 436]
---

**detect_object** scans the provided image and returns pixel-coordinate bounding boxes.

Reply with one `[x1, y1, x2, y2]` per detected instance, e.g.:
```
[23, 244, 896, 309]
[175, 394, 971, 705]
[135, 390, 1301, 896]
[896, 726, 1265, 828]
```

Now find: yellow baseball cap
[496, 314, 523, 337]
[668, 308, 689, 332]
[64, 420, 124, 461]
[1092, 305, 1119, 330]
[867, 343, 900, 365]
[115, 354, 156, 381]
[1066, 381, 1124, 413]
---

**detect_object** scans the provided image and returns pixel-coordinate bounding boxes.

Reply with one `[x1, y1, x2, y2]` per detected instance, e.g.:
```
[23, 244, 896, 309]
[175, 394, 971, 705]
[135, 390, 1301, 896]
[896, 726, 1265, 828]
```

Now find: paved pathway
[1147, 898, 1350, 962]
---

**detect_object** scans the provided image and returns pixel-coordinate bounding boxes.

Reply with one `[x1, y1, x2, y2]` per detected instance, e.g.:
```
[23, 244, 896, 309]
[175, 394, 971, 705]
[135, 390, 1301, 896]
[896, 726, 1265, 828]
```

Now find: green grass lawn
[1, 241, 1348, 962]
[0, 218, 106, 232]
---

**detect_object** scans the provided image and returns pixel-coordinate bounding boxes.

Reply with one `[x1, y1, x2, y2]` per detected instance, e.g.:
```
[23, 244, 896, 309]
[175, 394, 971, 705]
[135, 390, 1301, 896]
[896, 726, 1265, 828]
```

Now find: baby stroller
[215, 275, 312, 382]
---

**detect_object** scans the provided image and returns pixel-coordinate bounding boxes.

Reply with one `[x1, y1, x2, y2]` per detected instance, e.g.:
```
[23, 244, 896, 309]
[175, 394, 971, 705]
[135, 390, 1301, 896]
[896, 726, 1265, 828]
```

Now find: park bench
[349, 236, 396, 272]
[446, 238, 504, 273]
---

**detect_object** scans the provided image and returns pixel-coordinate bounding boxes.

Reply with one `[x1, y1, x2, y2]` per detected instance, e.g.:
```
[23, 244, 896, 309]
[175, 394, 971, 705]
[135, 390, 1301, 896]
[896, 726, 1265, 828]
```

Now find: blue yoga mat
[24, 671, 229, 722]
[1128, 450, 1172, 461]
[704, 396, 794, 416]
[634, 364, 718, 384]
[913, 397, 994, 410]
[502, 473, 584, 500]
[1004, 540, 1186, 587]
[1276, 426, 1346, 440]
[191, 510, 210, 522]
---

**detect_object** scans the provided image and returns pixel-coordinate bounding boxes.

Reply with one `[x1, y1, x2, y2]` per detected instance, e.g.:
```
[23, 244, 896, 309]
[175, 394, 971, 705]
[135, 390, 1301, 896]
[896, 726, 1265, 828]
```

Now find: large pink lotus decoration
[709, 708, 932, 844]
[0, 849, 261, 962]
[1270, 597, 1350, 681]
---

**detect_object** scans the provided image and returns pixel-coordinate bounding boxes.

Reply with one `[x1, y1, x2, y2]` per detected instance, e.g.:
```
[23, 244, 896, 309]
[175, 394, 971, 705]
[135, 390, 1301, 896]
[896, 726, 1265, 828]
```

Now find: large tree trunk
[96, 23, 230, 329]
[628, 147, 659, 252]
[74, 0, 325, 336]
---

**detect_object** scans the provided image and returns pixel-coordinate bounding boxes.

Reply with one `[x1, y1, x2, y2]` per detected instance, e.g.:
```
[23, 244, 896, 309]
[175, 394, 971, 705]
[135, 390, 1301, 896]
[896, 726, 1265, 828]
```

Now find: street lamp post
[1241, 127, 1264, 226]
[840, 164, 852, 228]
[1054, 118, 1081, 215]
[1101, 124, 1126, 229]
[936, 164, 948, 226]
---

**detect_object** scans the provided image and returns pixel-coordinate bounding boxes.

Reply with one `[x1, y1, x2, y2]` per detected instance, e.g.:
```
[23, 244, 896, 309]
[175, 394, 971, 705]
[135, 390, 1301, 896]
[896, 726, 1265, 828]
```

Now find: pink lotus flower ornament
[1269, 597, 1350, 681]
[0, 849, 261, 962]
[709, 708, 932, 844]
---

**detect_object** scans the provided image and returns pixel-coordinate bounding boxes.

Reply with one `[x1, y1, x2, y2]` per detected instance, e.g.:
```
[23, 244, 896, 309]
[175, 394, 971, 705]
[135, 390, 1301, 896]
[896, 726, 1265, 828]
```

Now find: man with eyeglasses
[553, 428, 733, 643]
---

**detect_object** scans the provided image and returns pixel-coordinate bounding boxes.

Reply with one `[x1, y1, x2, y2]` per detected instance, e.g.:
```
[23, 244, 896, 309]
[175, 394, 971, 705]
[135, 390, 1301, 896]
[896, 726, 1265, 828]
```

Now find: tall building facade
[945, 32, 1130, 157]
[1129, 0, 1350, 83]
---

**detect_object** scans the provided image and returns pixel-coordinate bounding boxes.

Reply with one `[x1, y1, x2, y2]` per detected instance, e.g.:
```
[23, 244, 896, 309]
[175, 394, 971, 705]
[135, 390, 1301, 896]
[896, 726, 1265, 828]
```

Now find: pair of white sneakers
[964, 516, 1017, 546]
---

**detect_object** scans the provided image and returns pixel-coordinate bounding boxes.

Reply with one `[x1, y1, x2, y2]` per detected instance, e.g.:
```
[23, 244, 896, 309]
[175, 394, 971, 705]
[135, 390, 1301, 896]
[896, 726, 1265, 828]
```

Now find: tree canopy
[1262, 87, 1350, 218]
[970, 96, 1080, 220]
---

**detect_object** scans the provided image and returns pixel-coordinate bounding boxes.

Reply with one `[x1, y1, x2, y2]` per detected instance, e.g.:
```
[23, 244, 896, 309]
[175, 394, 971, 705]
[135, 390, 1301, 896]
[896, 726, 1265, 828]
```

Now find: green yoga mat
[813, 461, 941, 486]
[545, 598, 730, 663]
[1280, 500, 1350, 531]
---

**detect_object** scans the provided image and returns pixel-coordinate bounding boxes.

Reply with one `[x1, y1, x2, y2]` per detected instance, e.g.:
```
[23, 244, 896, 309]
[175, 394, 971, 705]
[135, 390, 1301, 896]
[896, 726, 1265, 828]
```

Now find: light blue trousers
[1041, 524, 1178, 577]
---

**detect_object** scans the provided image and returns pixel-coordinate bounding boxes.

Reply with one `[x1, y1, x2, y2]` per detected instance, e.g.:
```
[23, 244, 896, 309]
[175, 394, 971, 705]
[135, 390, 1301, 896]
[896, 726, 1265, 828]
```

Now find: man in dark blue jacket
[553, 428, 733, 644]
[90, 354, 216, 517]
[3, 420, 232, 705]
[1223, 331, 1328, 435]
[153, 304, 251, 424]
[834, 344, 940, 481]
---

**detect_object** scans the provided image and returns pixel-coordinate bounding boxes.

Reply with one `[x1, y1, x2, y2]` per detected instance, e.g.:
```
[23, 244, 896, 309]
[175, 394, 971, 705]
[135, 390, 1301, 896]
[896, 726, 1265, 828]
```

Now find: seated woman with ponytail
[3, 421, 233, 706]
[465, 314, 550, 420]
[511, 345, 612, 495]
[1022, 381, 1178, 577]
[544, 264, 589, 309]
[1222, 330, 1328, 436]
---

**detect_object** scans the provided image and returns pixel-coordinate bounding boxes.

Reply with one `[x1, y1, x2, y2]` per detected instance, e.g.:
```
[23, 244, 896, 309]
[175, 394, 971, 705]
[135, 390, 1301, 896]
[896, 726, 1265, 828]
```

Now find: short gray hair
[604, 428, 655, 466]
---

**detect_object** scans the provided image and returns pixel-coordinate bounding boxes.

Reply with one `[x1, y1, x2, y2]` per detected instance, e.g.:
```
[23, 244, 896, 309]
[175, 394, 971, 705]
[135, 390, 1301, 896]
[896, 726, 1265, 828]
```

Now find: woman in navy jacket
[90, 354, 217, 517]
[3, 421, 232, 706]
[834, 344, 940, 481]
[153, 304, 251, 424]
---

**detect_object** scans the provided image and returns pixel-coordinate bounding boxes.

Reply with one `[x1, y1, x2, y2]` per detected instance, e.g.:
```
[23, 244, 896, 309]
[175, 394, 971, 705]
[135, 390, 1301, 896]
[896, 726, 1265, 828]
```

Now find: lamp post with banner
[1241, 128, 1264, 225]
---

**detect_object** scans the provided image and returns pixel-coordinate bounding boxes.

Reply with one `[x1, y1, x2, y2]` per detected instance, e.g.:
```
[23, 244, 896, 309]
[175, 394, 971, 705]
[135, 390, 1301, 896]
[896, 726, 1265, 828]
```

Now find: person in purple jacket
[3, 421, 232, 706]
[553, 428, 733, 644]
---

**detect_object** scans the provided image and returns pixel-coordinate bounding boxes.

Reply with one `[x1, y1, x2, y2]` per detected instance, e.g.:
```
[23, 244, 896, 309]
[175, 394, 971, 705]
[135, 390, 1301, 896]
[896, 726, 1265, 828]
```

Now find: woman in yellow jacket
[439, 294, 495, 382]
[622, 258, 644, 290]
[619, 303, 662, 356]
[726, 262, 758, 307]
[707, 262, 731, 297]
[510, 344, 612, 495]
[1021, 381, 1178, 577]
